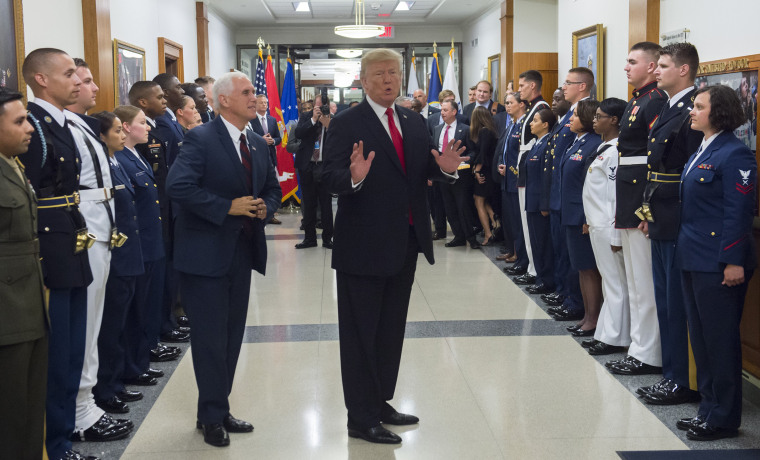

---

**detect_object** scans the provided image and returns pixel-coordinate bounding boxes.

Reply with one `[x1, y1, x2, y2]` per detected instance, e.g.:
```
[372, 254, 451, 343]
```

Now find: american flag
[253, 49, 267, 102]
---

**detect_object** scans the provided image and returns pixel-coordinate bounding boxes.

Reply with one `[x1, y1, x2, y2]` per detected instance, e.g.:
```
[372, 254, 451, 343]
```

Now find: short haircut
[73, 58, 88, 69]
[519, 70, 543, 90]
[128, 81, 160, 106]
[180, 82, 201, 97]
[360, 49, 402, 79]
[567, 67, 595, 88]
[394, 96, 413, 105]
[441, 100, 458, 112]
[90, 111, 117, 136]
[598, 97, 628, 126]
[660, 42, 700, 80]
[195, 76, 215, 86]
[438, 89, 455, 102]
[695, 85, 746, 131]
[475, 80, 492, 92]
[0, 87, 23, 116]
[212, 71, 249, 108]
[22, 48, 68, 87]
[575, 99, 600, 132]
[469, 85, 477, 91]
[113, 105, 142, 125]
[153, 72, 177, 90]
[256, 94, 268, 100]
[630, 41, 662, 62]
[535, 108, 557, 131]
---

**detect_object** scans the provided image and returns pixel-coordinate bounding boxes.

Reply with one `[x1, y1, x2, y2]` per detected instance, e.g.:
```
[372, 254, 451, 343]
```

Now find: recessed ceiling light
[293, 2, 310, 12]
[395, 1, 414, 11]
[336, 49, 363, 59]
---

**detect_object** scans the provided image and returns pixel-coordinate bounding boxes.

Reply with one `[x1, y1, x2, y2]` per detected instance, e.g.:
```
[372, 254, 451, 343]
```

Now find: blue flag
[428, 52, 442, 105]
[281, 59, 298, 124]
[253, 49, 267, 108]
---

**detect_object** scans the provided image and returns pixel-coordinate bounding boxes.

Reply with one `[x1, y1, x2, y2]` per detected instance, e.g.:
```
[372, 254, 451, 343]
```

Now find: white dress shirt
[220, 114, 248, 162]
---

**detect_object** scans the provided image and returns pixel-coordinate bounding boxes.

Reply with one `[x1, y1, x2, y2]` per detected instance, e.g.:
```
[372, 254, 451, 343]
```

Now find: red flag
[264, 54, 298, 202]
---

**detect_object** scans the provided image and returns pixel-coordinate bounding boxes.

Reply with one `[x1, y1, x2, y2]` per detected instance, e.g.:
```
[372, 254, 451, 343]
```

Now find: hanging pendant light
[334, 0, 384, 39]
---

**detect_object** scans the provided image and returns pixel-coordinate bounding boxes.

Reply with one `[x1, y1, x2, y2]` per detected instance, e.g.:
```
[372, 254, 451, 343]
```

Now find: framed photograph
[0, 0, 25, 98]
[488, 54, 501, 104]
[113, 39, 146, 106]
[572, 24, 604, 100]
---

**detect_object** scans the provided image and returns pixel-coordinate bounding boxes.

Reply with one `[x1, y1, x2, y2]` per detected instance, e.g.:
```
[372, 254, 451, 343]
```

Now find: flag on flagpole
[428, 52, 442, 108]
[442, 46, 461, 111]
[406, 57, 419, 98]
[264, 53, 298, 203]
[253, 48, 267, 100]
[281, 58, 298, 124]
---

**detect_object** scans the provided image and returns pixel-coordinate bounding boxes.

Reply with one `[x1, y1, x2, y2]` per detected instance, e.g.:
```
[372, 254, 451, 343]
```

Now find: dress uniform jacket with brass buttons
[19, 102, 93, 289]
[615, 82, 667, 229]
[136, 125, 172, 245]
[644, 88, 703, 240]
[560, 133, 603, 226]
[542, 109, 576, 212]
[108, 159, 144, 277]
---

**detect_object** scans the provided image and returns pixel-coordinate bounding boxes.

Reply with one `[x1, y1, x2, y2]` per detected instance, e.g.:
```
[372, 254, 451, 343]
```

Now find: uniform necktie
[442, 125, 450, 151]
[239, 133, 253, 193]
[685, 143, 705, 176]
[261, 116, 268, 133]
[385, 107, 406, 172]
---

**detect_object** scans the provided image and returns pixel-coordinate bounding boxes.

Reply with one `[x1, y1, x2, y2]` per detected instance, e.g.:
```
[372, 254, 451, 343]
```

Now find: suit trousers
[429, 182, 447, 236]
[506, 192, 528, 268]
[550, 210, 567, 295]
[0, 334, 47, 460]
[76, 241, 110, 430]
[500, 188, 515, 253]
[526, 211, 554, 287]
[441, 172, 476, 241]
[682, 270, 752, 429]
[94, 274, 137, 401]
[124, 258, 165, 379]
[620, 228, 661, 366]
[299, 162, 334, 243]
[46, 286, 88, 460]
[590, 227, 631, 347]
[160, 258, 180, 337]
[651, 239, 689, 386]
[182, 234, 253, 424]
[517, 188, 536, 276]
[337, 228, 419, 430]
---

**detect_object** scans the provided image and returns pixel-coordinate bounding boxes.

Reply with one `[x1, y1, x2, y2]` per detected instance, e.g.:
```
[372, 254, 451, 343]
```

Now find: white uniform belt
[78, 187, 113, 202]
[619, 156, 648, 166]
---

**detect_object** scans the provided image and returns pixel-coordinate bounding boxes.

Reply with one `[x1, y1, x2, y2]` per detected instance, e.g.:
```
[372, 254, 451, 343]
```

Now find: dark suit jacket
[423, 104, 441, 119]
[250, 114, 281, 168]
[154, 111, 185, 166]
[20, 102, 92, 289]
[166, 115, 281, 277]
[492, 111, 511, 139]
[294, 112, 325, 171]
[427, 112, 467, 137]
[463, 100, 505, 123]
[108, 159, 144, 276]
[200, 109, 215, 124]
[432, 121, 469, 153]
[322, 100, 453, 277]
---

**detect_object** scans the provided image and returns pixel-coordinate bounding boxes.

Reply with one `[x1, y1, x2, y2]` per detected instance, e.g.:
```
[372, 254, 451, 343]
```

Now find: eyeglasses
[563, 81, 583, 86]
[593, 114, 613, 121]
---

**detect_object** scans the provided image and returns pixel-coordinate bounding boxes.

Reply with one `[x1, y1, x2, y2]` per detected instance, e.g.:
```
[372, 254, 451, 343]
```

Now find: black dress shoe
[686, 422, 738, 441]
[381, 410, 419, 426]
[504, 265, 527, 275]
[581, 339, 599, 348]
[161, 329, 190, 343]
[445, 238, 466, 248]
[96, 396, 129, 414]
[637, 378, 672, 397]
[571, 327, 596, 337]
[150, 345, 180, 362]
[468, 239, 481, 249]
[200, 423, 230, 447]
[295, 239, 317, 249]
[676, 415, 705, 431]
[588, 342, 625, 356]
[432, 232, 447, 241]
[512, 274, 536, 285]
[117, 390, 143, 402]
[71, 414, 132, 442]
[323, 240, 334, 249]
[642, 384, 701, 405]
[541, 292, 563, 301]
[548, 305, 565, 315]
[542, 296, 564, 306]
[146, 367, 164, 378]
[608, 357, 662, 375]
[224, 414, 254, 433]
[606, 355, 636, 369]
[348, 425, 402, 444]
[176, 316, 190, 327]
[552, 308, 584, 321]
[175, 325, 191, 334]
[566, 324, 582, 332]
[62, 449, 100, 460]
[526, 283, 553, 294]
[123, 373, 158, 386]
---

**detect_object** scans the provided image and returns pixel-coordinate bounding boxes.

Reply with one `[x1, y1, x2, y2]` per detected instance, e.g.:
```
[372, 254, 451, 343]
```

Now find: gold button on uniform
[700, 178, 704, 182]
[633, 179, 637, 184]
[711, 232, 716, 236]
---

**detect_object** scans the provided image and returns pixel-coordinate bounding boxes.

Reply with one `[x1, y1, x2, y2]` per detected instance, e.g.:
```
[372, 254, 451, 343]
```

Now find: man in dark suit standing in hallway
[463, 80, 504, 122]
[166, 71, 281, 448]
[322, 48, 467, 445]
[250, 94, 281, 169]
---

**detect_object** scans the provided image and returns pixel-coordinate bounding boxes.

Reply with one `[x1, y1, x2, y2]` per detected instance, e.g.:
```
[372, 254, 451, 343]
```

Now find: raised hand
[431, 138, 469, 174]
[350, 141, 375, 184]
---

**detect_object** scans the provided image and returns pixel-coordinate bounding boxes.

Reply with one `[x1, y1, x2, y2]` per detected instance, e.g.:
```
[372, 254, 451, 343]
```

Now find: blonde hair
[113, 105, 142, 125]
[360, 49, 402, 79]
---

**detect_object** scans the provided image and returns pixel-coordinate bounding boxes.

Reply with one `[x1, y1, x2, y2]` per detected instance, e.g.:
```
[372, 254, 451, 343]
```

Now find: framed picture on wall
[572, 24, 604, 100]
[488, 54, 500, 104]
[113, 39, 146, 107]
[0, 0, 25, 98]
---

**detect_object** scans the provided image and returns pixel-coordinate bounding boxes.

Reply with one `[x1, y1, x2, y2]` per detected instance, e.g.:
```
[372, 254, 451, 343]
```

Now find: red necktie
[385, 107, 406, 172]
[442, 125, 450, 151]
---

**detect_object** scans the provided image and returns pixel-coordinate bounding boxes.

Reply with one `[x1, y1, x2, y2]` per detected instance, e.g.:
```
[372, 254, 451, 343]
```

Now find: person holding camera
[294, 96, 334, 249]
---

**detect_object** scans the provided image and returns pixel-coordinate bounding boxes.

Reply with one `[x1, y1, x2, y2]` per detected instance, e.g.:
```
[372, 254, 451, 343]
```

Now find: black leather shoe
[512, 274, 536, 285]
[581, 339, 599, 348]
[541, 292, 563, 301]
[588, 342, 625, 356]
[161, 329, 190, 343]
[71, 414, 132, 442]
[548, 305, 565, 315]
[96, 396, 129, 414]
[200, 423, 230, 447]
[686, 422, 738, 441]
[62, 449, 100, 460]
[445, 238, 466, 248]
[224, 414, 254, 433]
[676, 415, 705, 431]
[117, 390, 143, 402]
[175, 325, 191, 334]
[637, 378, 672, 397]
[566, 324, 582, 332]
[526, 283, 553, 294]
[608, 357, 662, 375]
[150, 345, 180, 362]
[123, 373, 158, 386]
[571, 327, 596, 337]
[552, 308, 584, 321]
[504, 265, 527, 275]
[432, 232, 447, 241]
[605, 355, 636, 369]
[295, 239, 318, 249]
[323, 240, 334, 249]
[381, 410, 419, 426]
[642, 384, 701, 405]
[542, 296, 564, 306]
[176, 316, 190, 327]
[146, 368, 164, 378]
[468, 238, 482, 249]
[348, 425, 402, 444]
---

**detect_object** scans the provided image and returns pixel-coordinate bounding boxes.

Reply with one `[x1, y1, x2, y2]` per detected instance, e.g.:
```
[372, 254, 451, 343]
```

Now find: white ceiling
[207, 0, 498, 26]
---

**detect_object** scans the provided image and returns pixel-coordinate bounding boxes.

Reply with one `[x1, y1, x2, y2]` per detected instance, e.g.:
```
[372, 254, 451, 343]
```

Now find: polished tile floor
[85, 210, 760, 459]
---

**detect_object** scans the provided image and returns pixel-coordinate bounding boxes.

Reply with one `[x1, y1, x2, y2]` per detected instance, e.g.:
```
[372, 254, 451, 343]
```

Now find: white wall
[514, 0, 558, 53]
[557, 0, 630, 100]
[461, 4, 502, 89]
[22, 0, 84, 64]
[208, 8, 237, 77]
[660, 0, 760, 62]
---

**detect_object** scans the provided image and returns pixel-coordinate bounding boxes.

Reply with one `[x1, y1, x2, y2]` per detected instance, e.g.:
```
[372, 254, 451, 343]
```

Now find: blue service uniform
[677, 131, 757, 430]
[524, 134, 554, 288]
[501, 115, 529, 269]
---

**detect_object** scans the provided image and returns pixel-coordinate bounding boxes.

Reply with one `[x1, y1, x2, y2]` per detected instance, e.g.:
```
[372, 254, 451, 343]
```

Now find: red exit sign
[378, 26, 394, 39]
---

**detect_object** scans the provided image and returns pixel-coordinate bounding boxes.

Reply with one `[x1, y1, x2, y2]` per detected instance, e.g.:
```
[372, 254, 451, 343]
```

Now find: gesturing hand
[350, 141, 375, 184]
[431, 138, 469, 174]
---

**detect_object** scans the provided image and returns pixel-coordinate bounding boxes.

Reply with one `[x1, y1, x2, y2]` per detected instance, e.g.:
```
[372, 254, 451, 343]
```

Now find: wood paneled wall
[512, 53, 558, 103]
[196, 1, 209, 78]
[81, 0, 114, 112]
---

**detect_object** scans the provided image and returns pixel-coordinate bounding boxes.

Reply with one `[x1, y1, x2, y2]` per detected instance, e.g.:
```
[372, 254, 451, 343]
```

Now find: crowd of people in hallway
[0, 39, 757, 459]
